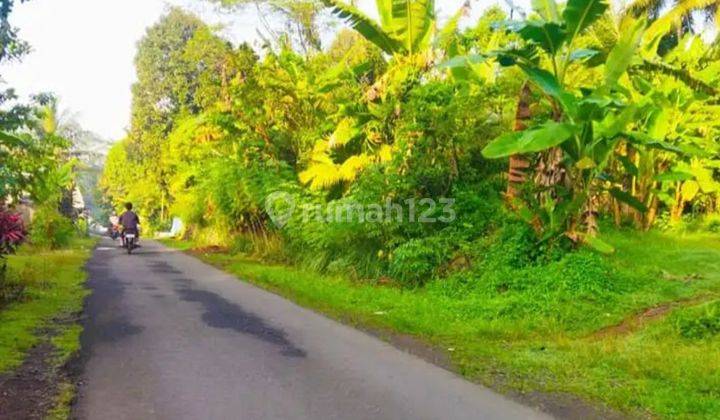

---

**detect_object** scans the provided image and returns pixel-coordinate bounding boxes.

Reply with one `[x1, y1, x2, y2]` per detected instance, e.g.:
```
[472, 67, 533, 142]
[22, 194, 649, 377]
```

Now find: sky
[0, 0, 529, 141]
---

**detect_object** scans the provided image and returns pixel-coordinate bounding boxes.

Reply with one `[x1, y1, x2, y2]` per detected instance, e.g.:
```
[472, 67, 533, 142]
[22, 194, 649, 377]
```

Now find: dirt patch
[0, 313, 86, 420]
[0, 341, 57, 419]
[592, 294, 718, 339]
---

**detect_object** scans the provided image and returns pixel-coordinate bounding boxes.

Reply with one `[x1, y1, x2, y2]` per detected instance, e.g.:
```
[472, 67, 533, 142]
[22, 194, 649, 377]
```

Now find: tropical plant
[625, 0, 720, 42]
[0, 209, 25, 256]
[443, 0, 666, 250]
[322, 0, 436, 55]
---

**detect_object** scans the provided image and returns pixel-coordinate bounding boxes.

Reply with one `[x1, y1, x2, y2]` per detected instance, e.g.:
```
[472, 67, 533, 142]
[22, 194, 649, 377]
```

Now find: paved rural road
[75, 237, 550, 420]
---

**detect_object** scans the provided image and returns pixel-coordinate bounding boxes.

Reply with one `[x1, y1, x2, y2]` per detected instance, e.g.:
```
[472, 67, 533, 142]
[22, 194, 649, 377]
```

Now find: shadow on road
[174, 283, 307, 358]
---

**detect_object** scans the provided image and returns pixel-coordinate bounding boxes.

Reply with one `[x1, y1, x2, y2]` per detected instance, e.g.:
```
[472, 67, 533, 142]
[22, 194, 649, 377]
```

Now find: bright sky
[0, 0, 529, 141]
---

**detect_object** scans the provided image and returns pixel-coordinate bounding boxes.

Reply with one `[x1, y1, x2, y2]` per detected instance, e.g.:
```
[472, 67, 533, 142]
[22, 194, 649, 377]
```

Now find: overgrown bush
[389, 236, 451, 287]
[29, 205, 74, 249]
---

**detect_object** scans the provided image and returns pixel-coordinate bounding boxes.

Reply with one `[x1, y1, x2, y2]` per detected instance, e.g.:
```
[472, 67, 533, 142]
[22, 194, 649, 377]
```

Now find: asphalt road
[75, 237, 551, 420]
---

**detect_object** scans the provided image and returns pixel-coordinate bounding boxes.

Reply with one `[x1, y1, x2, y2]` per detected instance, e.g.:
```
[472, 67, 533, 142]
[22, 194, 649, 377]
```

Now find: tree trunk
[671, 182, 684, 223]
[645, 195, 659, 230]
[506, 82, 533, 201]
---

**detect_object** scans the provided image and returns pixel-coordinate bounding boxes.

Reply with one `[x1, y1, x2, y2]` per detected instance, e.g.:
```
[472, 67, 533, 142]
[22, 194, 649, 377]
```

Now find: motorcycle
[123, 230, 138, 254]
[109, 224, 121, 241]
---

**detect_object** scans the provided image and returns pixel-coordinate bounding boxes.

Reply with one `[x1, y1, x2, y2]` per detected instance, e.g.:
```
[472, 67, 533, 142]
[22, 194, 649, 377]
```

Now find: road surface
[75, 237, 550, 420]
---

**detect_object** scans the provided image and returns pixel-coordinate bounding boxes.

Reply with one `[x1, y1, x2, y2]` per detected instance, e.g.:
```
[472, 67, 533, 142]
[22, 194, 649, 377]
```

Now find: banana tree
[302, 1, 440, 191]
[322, 0, 436, 55]
[460, 0, 657, 250]
[612, 31, 720, 228]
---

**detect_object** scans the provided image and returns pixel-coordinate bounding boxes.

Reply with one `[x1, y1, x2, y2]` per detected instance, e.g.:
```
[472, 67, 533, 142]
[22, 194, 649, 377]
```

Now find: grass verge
[0, 237, 96, 418]
[164, 230, 720, 419]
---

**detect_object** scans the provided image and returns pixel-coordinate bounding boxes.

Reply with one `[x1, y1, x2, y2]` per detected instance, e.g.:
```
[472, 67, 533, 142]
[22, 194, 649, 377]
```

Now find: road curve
[75, 237, 551, 420]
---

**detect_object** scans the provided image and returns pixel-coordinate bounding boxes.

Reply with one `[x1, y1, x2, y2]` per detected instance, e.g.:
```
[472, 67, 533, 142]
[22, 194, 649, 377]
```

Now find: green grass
[0, 237, 95, 420]
[0, 237, 94, 373]
[165, 230, 720, 418]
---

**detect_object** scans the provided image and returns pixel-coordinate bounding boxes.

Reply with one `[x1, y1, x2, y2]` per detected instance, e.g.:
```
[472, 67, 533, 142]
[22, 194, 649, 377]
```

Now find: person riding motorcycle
[109, 211, 120, 240]
[118, 202, 140, 246]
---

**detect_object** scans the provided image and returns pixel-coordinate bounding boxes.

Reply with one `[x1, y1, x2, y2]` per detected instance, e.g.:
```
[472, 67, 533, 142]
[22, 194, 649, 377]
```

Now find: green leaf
[681, 180, 700, 202]
[481, 132, 523, 159]
[655, 171, 694, 182]
[518, 21, 566, 55]
[437, 54, 486, 69]
[493, 44, 539, 67]
[597, 105, 637, 138]
[532, 0, 560, 22]
[609, 187, 648, 213]
[605, 18, 645, 86]
[387, 0, 436, 54]
[520, 66, 577, 116]
[623, 131, 685, 154]
[323, 0, 404, 54]
[616, 155, 639, 177]
[482, 122, 576, 158]
[0, 131, 25, 147]
[563, 0, 608, 40]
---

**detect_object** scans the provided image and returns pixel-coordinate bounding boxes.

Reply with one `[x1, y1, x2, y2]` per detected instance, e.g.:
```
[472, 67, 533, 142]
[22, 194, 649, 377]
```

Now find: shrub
[675, 300, 720, 340]
[704, 214, 720, 233]
[390, 236, 450, 287]
[29, 205, 75, 249]
[0, 209, 26, 256]
[0, 209, 27, 285]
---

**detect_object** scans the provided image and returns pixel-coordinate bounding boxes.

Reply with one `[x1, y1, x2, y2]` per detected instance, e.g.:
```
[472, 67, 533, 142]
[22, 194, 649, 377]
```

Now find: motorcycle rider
[109, 211, 120, 240]
[118, 202, 140, 246]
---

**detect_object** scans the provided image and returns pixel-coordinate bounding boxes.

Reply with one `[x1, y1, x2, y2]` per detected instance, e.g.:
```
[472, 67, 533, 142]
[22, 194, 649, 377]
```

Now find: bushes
[29, 205, 75, 250]
[389, 236, 451, 286]
[0, 210, 26, 256]
[675, 300, 720, 340]
[0, 209, 27, 293]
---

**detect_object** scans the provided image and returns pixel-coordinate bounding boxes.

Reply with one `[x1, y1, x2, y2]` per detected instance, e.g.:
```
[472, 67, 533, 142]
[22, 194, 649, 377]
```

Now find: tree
[124, 8, 231, 225]
[443, 0, 659, 249]
[623, 0, 720, 57]
[0, 0, 30, 65]
[208, 0, 324, 53]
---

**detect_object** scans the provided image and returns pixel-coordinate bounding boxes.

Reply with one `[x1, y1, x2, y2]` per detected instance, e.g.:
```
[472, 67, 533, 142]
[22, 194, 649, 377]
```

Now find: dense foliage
[1, 0, 90, 280]
[101, 0, 720, 285]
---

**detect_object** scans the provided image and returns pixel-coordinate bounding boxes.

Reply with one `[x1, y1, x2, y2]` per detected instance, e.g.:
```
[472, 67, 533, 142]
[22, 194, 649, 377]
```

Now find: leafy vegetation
[0, 5, 105, 418]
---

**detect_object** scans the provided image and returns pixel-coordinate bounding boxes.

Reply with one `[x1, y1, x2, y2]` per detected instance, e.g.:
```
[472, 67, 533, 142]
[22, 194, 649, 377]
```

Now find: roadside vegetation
[0, 238, 94, 373]
[1, 2, 102, 418]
